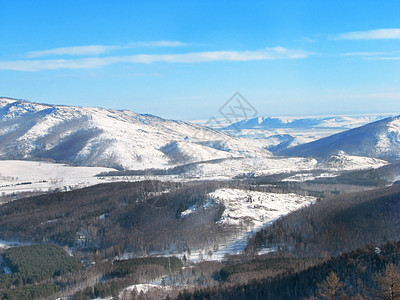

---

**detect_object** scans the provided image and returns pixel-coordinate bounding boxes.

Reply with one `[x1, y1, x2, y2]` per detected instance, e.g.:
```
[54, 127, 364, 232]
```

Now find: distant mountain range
[281, 116, 400, 160]
[223, 114, 394, 152]
[0, 98, 270, 169]
[226, 115, 391, 130]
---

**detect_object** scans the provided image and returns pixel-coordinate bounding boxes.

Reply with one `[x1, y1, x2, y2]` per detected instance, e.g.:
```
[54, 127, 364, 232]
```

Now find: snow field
[179, 188, 316, 261]
[0, 160, 115, 196]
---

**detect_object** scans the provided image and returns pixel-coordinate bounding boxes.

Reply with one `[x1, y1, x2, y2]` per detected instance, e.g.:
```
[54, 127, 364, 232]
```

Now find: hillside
[226, 115, 388, 130]
[247, 184, 400, 257]
[0, 98, 270, 169]
[280, 116, 400, 160]
[177, 241, 400, 300]
[221, 114, 392, 152]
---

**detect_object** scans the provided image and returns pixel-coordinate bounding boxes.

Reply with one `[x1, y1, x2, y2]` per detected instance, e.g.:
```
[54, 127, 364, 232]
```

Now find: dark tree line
[0, 244, 82, 299]
[247, 184, 400, 257]
[1, 244, 82, 289]
[175, 241, 400, 300]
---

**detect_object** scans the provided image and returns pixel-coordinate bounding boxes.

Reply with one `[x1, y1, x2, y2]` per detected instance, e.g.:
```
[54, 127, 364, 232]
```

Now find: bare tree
[376, 263, 400, 300]
[317, 271, 344, 300]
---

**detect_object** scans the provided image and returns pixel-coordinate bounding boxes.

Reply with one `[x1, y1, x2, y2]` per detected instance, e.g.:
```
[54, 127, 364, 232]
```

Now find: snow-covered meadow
[0, 160, 115, 196]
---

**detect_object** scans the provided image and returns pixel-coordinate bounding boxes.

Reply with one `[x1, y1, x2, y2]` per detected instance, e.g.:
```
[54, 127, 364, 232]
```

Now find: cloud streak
[335, 28, 400, 40]
[341, 51, 400, 60]
[0, 47, 314, 71]
[27, 41, 188, 58]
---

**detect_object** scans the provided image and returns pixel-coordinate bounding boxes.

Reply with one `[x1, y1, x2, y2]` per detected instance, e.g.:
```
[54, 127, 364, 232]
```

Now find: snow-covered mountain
[0, 98, 270, 169]
[222, 114, 392, 152]
[226, 115, 391, 130]
[319, 151, 388, 170]
[280, 116, 400, 160]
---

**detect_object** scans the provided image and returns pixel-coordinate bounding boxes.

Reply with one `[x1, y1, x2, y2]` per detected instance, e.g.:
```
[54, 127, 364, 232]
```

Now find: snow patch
[180, 189, 315, 262]
[319, 151, 388, 170]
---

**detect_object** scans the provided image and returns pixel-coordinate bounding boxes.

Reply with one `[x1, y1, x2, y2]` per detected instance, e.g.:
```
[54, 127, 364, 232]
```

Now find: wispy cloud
[341, 51, 390, 57]
[27, 41, 188, 58]
[0, 47, 314, 72]
[27, 45, 121, 57]
[129, 41, 188, 47]
[334, 28, 400, 40]
[371, 56, 400, 61]
[341, 51, 400, 60]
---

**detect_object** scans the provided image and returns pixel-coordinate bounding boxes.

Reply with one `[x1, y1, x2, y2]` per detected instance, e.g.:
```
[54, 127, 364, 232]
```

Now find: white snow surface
[376, 118, 400, 155]
[283, 116, 400, 160]
[0, 239, 28, 249]
[0, 152, 388, 196]
[180, 188, 315, 261]
[319, 151, 389, 170]
[121, 283, 172, 296]
[209, 188, 315, 229]
[0, 98, 271, 169]
[282, 172, 338, 182]
[0, 160, 115, 195]
[217, 114, 395, 152]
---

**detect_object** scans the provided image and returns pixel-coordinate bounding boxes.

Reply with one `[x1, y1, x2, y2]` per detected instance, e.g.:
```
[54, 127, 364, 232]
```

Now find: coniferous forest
[0, 165, 398, 299]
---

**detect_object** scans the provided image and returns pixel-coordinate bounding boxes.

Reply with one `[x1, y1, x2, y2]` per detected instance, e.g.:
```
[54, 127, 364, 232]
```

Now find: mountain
[221, 114, 393, 152]
[280, 116, 400, 160]
[226, 115, 390, 130]
[0, 98, 270, 169]
[318, 151, 388, 170]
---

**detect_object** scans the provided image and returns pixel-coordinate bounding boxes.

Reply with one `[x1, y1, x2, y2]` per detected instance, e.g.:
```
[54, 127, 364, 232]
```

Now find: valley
[0, 98, 399, 299]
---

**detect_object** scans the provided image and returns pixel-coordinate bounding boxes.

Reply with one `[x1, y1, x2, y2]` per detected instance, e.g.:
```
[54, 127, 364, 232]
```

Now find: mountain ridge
[0, 97, 270, 169]
[280, 116, 400, 160]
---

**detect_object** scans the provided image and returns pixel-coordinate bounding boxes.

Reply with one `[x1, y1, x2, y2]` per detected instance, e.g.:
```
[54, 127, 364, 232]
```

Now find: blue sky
[1, 1, 400, 119]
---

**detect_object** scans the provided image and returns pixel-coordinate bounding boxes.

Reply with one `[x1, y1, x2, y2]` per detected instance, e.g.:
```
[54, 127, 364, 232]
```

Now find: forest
[0, 163, 399, 299]
[247, 184, 400, 257]
[0, 180, 235, 258]
[176, 241, 400, 299]
[0, 244, 82, 299]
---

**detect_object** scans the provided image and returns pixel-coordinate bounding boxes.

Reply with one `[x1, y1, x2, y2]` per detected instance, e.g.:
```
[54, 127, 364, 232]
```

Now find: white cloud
[335, 28, 400, 40]
[341, 51, 390, 57]
[371, 56, 400, 60]
[340, 51, 400, 60]
[128, 41, 188, 48]
[27, 41, 188, 58]
[27, 45, 121, 58]
[0, 47, 314, 71]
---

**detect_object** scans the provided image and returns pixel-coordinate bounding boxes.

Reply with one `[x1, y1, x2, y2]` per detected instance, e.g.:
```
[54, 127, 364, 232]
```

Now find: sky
[1, 0, 400, 120]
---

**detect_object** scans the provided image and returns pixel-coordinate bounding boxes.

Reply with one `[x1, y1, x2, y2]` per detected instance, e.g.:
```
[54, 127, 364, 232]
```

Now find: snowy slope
[280, 116, 400, 160]
[221, 114, 393, 152]
[209, 188, 315, 229]
[227, 115, 392, 130]
[180, 188, 315, 260]
[0, 98, 270, 169]
[319, 151, 389, 170]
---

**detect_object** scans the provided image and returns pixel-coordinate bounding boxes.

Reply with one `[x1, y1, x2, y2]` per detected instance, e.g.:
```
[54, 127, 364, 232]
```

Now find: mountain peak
[0, 99, 270, 169]
[281, 116, 400, 160]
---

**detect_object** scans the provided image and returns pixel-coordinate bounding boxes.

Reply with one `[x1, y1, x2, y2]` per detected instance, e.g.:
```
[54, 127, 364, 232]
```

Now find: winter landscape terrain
[0, 98, 396, 196]
[0, 97, 399, 300]
[3, 1, 400, 298]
